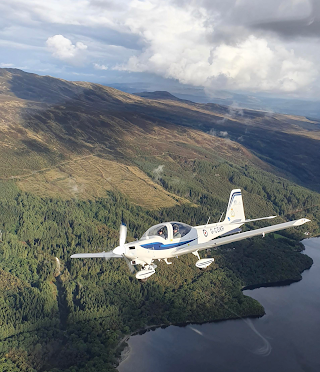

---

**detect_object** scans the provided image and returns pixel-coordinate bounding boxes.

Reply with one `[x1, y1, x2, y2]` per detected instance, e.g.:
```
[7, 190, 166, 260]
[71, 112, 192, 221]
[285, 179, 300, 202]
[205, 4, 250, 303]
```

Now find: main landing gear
[136, 263, 157, 281]
[192, 251, 215, 270]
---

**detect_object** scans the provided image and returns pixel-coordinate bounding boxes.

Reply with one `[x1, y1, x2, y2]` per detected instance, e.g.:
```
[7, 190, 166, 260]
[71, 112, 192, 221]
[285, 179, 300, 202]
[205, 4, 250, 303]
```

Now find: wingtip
[293, 218, 311, 226]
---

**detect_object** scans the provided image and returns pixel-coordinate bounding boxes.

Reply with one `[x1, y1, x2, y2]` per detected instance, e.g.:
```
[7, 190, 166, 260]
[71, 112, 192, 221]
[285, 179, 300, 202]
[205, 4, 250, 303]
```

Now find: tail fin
[224, 189, 245, 223]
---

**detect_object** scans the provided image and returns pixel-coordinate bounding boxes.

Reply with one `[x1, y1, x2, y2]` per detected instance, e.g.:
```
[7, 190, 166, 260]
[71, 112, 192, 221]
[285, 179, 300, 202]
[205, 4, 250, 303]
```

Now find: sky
[1, 0, 320, 99]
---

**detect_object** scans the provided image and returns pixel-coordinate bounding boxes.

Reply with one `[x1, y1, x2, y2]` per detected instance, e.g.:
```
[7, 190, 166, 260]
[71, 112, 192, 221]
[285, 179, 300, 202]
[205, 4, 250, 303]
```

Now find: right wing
[71, 251, 122, 259]
[177, 218, 310, 255]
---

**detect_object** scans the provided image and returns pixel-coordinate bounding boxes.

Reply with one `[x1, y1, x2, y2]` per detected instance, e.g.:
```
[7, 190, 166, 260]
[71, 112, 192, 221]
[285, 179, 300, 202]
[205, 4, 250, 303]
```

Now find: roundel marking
[203, 229, 208, 237]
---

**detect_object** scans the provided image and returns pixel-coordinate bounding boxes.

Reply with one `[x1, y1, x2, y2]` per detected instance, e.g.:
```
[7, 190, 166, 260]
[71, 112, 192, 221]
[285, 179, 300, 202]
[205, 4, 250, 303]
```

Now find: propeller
[113, 222, 136, 273]
[119, 223, 127, 247]
[113, 222, 127, 256]
[124, 256, 136, 273]
[71, 222, 136, 273]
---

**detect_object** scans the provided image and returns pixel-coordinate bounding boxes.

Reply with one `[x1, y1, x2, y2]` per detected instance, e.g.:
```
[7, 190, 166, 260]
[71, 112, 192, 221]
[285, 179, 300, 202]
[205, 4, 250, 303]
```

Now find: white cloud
[46, 35, 87, 65]
[153, 164, 164, 180]
[93, 63, 108, 70]
[0, 63, 14, 67]
[108, 1, 317, 95]
[1, 0, 320, 97]
[115, 1, 318, 95]
[219, 131, 229, 137]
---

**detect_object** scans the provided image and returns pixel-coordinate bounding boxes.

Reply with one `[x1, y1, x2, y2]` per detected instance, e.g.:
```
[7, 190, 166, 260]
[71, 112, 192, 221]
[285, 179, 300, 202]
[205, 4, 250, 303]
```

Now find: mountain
[109, 82, 320, 120]
[0, 68, 275, 208]
[133, 90, 193, 103]
[1, 68, 320, 195]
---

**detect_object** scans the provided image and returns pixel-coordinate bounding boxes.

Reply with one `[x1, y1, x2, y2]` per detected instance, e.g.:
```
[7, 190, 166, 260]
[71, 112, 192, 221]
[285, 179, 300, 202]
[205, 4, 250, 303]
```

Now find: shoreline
[116, 239, 314, 369]
[116, 313, 264, 367]
[241, 276, 305, 290]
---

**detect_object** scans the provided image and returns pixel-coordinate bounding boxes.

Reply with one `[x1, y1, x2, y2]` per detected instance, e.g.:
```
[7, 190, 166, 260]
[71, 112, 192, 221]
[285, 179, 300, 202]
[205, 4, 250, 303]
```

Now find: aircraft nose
[113, 245, 125, 255]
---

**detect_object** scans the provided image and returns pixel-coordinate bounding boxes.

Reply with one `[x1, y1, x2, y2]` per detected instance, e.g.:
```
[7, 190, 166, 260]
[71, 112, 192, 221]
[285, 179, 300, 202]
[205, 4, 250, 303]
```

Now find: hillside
[0, 68, 320, 371]
[0, 68, 274, 207]
[1, 68, 320, 194]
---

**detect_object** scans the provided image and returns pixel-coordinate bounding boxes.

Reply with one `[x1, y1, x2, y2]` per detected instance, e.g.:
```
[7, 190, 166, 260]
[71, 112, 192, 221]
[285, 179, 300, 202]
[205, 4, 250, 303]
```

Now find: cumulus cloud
[1, 0, 320, 98]
[117, 19, 318, 93]
[219, 131, 228, 137]
[46, 35, 87, 65]
[208, 129, 230, 139]
[112, 0, 319, 95]
[93, 63, 108, 70]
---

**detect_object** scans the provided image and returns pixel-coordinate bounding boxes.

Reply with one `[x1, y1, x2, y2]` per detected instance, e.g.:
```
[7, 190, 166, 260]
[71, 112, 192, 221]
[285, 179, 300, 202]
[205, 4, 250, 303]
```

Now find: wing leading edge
[71, 251, 122, 259]
[177, 218, 310, 255]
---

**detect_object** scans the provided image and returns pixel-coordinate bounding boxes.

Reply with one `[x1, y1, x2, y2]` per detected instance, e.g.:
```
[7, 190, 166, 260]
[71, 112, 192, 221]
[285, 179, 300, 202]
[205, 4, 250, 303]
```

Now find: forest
[0, 158, 319, 371]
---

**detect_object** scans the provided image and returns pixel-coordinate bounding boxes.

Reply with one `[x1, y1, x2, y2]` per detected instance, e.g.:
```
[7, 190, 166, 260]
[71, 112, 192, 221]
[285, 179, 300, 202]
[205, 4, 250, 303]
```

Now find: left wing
[177, 218, 310, 255]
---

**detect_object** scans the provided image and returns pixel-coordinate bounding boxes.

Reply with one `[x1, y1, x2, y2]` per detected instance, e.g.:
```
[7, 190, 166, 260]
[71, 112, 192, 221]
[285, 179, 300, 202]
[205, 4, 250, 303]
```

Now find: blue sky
[1, 0, 320, 99]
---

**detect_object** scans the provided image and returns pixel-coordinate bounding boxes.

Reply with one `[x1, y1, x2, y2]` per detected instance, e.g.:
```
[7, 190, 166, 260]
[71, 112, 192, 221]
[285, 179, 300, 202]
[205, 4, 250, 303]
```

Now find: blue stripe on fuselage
[141, 238, 196, 250]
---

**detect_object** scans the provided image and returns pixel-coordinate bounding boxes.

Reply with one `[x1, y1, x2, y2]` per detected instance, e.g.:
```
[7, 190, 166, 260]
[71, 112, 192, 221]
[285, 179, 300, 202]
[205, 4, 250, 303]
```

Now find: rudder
[224, 189, 245, 223]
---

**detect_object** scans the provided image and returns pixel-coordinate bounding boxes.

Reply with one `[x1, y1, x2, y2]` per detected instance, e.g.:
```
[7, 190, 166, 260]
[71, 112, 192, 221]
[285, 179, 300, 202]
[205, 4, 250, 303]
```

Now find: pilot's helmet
[158, 228, 164, 234]
[173, 224, 179, 231]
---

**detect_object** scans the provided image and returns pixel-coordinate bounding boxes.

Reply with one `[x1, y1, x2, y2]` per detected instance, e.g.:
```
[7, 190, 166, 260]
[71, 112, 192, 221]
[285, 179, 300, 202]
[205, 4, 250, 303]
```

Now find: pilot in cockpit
[158, 227, 167, 239]
[173, 224, 181, 238]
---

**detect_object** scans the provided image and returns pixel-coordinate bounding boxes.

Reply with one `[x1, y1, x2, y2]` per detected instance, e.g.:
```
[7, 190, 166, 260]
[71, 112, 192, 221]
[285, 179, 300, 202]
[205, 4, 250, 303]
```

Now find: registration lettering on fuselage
[210, 226, 224, 235]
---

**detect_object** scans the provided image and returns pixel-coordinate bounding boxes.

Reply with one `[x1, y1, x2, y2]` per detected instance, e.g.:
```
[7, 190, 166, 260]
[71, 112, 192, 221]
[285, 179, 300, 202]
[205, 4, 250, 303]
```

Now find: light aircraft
[71, 189, 310, 280]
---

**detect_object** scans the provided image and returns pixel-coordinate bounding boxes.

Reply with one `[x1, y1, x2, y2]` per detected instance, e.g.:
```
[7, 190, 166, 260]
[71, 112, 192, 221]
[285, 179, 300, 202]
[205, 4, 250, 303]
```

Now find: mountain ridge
[1, 67, 320, 196]
[0, 68, 278, 206]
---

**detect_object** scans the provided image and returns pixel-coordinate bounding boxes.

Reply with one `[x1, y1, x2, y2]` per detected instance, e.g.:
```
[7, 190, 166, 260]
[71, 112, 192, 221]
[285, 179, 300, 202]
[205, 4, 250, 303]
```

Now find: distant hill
[133, 90, 192, 104]
[110, 82, 320, 120]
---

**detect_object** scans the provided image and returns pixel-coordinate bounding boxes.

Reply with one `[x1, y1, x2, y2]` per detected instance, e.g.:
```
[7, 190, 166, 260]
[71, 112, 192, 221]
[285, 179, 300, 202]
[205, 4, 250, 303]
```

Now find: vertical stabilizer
[224, 189, 245, 223]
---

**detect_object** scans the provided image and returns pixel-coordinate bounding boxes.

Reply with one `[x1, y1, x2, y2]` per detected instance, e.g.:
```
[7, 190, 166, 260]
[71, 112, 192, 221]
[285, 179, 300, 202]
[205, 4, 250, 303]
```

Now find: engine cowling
[195, 258, 214, 269]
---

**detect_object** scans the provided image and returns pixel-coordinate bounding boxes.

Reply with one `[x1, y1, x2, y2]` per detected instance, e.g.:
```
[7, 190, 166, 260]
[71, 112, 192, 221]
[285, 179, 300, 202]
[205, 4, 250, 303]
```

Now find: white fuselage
[124, 221, 242, 265]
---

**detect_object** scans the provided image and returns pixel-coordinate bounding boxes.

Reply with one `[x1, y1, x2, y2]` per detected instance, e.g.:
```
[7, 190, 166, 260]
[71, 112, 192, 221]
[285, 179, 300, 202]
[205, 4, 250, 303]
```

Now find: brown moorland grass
[16, 156, 189, 209]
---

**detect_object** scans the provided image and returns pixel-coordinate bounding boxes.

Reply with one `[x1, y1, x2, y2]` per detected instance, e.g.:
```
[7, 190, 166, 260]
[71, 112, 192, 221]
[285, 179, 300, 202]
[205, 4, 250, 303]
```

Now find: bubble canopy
[140, 222, 192, 240]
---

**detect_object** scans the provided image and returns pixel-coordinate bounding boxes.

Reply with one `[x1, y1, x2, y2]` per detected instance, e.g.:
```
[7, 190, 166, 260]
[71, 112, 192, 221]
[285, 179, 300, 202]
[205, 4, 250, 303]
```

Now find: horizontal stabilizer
[71, 251, 122, 259]
[177, 218, 310, 255]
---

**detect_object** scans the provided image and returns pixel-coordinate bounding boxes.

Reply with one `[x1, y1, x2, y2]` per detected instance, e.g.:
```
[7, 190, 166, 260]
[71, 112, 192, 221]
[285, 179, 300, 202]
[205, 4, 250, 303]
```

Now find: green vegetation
[136, 157, 320, 234]
[0, 164, 317, 371]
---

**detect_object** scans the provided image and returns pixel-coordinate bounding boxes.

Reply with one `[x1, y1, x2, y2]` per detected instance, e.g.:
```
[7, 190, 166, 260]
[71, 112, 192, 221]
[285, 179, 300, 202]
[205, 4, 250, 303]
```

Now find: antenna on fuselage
[218, 212, 224, 223]
[206, 217, 210, 225]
